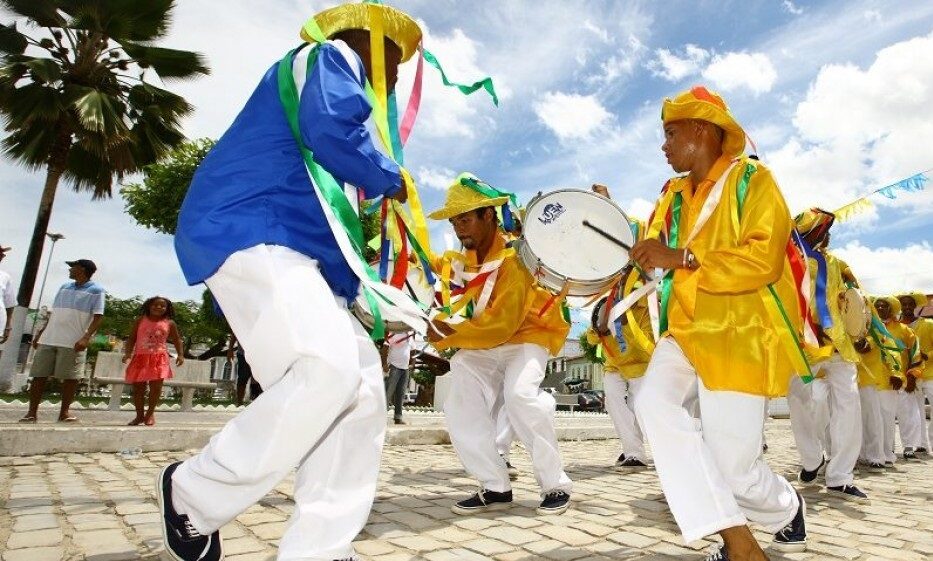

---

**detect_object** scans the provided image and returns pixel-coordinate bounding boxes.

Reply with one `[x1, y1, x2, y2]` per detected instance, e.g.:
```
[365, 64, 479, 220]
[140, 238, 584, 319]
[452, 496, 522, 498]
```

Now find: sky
[2, 0, 933, 333]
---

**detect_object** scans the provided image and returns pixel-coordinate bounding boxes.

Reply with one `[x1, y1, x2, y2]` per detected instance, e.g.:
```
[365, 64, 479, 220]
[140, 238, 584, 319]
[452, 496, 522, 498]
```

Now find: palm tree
[0, 0, 208, 313]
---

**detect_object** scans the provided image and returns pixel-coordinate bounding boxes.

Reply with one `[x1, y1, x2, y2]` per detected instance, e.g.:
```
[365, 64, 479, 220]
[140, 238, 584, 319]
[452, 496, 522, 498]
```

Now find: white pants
[494, 400, 516, 459]
[171, 245, 386, 561]
[896, 389, 922, 451]
[787, 355, 861, 487]
[603, 374, 646, 461]
[634, 337, 798, 543]
[878, 389, 898, 462]
[924, 380, 933, 450]
[444, 344, 572, 496]
[858, 386, 885, 464]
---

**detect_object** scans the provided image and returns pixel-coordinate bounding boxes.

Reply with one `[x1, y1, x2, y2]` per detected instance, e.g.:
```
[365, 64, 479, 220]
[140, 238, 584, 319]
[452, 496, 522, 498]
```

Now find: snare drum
[841, 287, 871, 339]
[516, 189, 634, 297]
[352, 262, 434, 334]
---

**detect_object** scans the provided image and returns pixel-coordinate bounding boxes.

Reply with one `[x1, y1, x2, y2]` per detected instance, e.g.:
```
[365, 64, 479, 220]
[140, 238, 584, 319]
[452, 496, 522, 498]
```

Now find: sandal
[57, 416, 79, 423]
[18, 415, 37, 423]
[128, 417, 144, 426]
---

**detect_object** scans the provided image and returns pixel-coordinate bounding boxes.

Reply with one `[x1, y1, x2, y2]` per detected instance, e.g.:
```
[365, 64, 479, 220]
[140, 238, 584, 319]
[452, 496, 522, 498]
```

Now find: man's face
[661, 120, 702, 173]
[449, 208, 494, 250]
[68, 264, 88, 282]
[898, 296, 916, 319]
[874, 299, 891, 320]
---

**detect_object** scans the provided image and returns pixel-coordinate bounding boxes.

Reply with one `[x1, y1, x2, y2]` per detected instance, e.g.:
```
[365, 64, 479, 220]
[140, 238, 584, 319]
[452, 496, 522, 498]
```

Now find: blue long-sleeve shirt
[175, 42, 401, 301]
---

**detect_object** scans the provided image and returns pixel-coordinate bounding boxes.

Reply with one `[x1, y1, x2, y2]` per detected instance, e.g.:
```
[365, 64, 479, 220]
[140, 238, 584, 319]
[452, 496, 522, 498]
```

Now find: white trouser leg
[494, 398, 515, 459]
[914, 388, 929, 450]
[501, 344, 572, 495]
[878, 390, 898, 462]
[810, 377, 832, 455]
[924, 381, 933, 449]
[604, 374, 646, 461]
[897, 389, 921, 451]
[444, 349, 510, 493]
[788, 375, 825, 471]
[171, 245, 384, 560]
[634, 338, 798, 543]
[822, 357, 861, 487]
[859, 386, 884, 464]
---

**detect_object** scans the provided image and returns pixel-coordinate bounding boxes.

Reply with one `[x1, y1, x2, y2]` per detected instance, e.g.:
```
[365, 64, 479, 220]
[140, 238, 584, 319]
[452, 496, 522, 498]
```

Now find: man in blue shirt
[158, 4, 422, 561]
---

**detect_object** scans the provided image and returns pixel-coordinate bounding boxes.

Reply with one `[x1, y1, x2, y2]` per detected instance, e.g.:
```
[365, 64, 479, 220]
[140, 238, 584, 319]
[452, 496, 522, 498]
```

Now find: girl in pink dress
[123, 296, 184, 426]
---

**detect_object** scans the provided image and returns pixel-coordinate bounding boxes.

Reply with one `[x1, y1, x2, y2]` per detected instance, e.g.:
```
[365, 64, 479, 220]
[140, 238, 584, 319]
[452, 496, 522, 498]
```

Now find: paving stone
[11, 513, 59, 532]
[1, 546, 64, 561]
[6, 528, 63, 549]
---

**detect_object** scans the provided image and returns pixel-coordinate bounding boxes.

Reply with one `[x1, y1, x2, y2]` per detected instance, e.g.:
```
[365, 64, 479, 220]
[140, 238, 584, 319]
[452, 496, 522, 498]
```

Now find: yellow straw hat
[794, 208, 835, 236]
[301, 2, 423, 63]
[897, 292, 929, 308]
[876, 296, 902, 317]
[662, 85, 746, 157]
[428, 173, 509, 220]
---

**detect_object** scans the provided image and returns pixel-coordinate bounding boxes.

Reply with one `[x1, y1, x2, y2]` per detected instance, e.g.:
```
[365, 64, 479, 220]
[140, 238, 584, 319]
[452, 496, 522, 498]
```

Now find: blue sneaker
[827, 484, 870, 504]
[158, 462, 223, 561]
[772, 492, 807, 552]
[797, 457, 824, 486]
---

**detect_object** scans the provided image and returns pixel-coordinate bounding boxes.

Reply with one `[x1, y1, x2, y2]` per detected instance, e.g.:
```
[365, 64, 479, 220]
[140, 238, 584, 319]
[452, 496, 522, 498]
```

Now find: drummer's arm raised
[432, 277, 531, 351]
[694, 172, 790, 294]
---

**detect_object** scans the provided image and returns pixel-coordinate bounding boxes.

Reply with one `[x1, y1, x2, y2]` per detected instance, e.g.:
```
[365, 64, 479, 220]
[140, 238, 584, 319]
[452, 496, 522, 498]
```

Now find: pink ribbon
[399, 44, 424, 146]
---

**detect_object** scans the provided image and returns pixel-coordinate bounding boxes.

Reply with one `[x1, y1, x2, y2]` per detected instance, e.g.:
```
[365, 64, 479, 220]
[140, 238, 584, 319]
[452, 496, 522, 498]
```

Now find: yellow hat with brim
[876, 296, 902, 316]
[897, 292, 928, 308]
[428, 173, 509, 220]
[794, 208, 835, 236]
[301, 3, 423, 63]
[662, 85, 746, 157]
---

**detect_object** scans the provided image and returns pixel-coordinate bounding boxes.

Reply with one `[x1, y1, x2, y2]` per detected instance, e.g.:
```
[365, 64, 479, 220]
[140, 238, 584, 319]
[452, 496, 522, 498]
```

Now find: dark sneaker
[158, 462, 223, 561]
[393, 418, 406, 425]
[772, 492, 807, 552]
[536, 490, 571, 515]
[762, 443, 769, 453]
[827, 484, 869, 504]
[616, 457, 649, 471]
[903, 449, 917, 460]
[705, 546, 729, 561]
[867, 462, 886, 473]
[505, 461, 519, 481]
[614, 453, 626, 467]
[451, 489, 513, 515]
[884, 460, 895, 468]
[797, 457, 824, 485]
[916, 447, 928, 456]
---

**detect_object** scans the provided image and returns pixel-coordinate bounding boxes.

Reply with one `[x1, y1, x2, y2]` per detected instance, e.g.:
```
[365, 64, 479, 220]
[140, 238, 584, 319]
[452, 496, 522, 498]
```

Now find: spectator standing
[0, 245, 15, 344]
[123, 296, 184, 426]
[385, 332, 413, 424]
[19, 259, 104, 423]
[228, 332, 263, 406]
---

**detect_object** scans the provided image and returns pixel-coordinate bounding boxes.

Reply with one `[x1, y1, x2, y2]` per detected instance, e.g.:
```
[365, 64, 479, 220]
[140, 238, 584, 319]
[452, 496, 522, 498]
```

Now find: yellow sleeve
[434, 272, 532, 351]
[696, 168, 791, 294]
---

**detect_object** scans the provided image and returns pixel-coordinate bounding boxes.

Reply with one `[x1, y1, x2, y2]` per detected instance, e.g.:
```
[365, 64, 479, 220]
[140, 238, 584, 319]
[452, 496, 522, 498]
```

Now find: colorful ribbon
[422, 49, 499, 106]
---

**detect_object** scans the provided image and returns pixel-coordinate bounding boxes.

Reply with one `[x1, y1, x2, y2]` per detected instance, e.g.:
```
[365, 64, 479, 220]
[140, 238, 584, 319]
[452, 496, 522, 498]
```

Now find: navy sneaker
[903, 449, 917, 460]
[916, 447, 928, 456]
[827, 484, 869, 504]
[705, 546, 729, 561]
[537, 490, 571, 515]
[797, 457, 824, 485]
[158, 462, 223, 561]
[772, 492, 807, 552]
[451, 489, 513, 515]
[867, 462, 886, 473]
[614, 453, 627, 467]
[616, 457, 649, 471]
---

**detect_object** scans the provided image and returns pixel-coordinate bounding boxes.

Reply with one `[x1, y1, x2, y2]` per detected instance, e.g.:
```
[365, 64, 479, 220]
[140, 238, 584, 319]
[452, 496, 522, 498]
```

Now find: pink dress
[124, 317, 174, 383]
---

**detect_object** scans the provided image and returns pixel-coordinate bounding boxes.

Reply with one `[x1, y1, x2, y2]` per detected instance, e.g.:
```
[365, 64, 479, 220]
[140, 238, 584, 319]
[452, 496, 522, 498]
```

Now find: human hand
[426, 319, 454, 343]
[592, 183, 611, 199]
[853, 338, 871, 354]
[392, 168, 412, 203]
[176, 356, 185, 367]
[631, 239, 684, 270]
[74, 336, 90, 352]
[889, 376, 903, 391]
[122, 354, 131, 364]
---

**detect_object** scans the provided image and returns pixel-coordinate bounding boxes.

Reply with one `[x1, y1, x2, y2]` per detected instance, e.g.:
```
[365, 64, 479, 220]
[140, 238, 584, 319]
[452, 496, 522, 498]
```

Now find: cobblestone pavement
[1, 419, 931, 561]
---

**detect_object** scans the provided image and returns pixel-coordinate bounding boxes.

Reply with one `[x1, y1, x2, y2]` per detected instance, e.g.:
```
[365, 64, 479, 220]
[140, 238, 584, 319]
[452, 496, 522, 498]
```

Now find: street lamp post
[30, 232, 65, 339]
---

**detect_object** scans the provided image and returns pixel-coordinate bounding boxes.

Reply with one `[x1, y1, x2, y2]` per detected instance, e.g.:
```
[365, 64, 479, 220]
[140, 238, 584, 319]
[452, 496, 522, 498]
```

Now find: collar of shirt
[463, 232, 509, 268]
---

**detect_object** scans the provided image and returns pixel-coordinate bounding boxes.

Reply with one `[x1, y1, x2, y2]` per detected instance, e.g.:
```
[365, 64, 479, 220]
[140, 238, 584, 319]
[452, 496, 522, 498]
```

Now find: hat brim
[663, 99, 746, 157]
[301, 4, 422, 63]
[428, 196, 509, 220]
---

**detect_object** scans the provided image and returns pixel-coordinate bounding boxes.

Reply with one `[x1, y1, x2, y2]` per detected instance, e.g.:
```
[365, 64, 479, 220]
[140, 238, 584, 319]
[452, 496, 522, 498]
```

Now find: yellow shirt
[857, 341, 893, 389]
[433, 234, 570, 356]
[808, 252, 859, 363]
[652, 156, 804, 397]
[586, 295, 653, 379]
[884, 320, 920, 382]
[912, 318, 933, 380]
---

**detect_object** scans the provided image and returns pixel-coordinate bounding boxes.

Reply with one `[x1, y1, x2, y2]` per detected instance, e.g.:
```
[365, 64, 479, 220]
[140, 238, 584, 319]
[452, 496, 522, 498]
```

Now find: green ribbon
[422, 49, 499, 106]
[657, 193, 682, 334]
[277, 44, 386, 339]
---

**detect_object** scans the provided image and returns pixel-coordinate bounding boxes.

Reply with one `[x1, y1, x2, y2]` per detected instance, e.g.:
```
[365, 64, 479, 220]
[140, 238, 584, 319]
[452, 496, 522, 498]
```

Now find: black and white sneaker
[158, 462, 223, 561]
[614, 453, 627, 467]
[704, 546, 729, 561]
[916, 447, 928, 457]
[903, 449, 917, 460]
[536, 490, 571, 515]
[867, 462, 886, 473]
[797, 457, 824, 486]
[884, 460, 895, 468]
[772, 492, 807, 552]
[616, 457, 649, 471]
[451, 489, 513, 515]
[827, 484, 869, 504]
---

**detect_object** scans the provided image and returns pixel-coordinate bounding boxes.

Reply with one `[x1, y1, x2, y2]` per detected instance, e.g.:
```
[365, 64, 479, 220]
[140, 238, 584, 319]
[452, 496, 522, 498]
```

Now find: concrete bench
[92, 351, 216, 411]
[554, 393, 578, 412]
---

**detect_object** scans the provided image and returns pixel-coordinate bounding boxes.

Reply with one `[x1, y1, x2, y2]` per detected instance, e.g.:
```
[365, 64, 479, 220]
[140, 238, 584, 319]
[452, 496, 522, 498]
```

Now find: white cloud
[583, 20, 611, 43]
[532, 92, 613, 141]
[416, 166, 455, 191]
[701, 51, 778, 95]
[864, 9, 882, 23]
[598, 35, 648, 83]
[647, 44, 709, 81]
[782, 1, 804, 15]
[834, 241, 933, 294]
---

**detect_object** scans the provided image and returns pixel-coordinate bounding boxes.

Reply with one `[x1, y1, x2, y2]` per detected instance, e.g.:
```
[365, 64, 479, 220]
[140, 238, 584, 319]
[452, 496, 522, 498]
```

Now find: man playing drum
[898, 292, 932, 456]
[630, 86, 807, 561]
[788, 209, 870, 501]
[427, 174, 574, 516]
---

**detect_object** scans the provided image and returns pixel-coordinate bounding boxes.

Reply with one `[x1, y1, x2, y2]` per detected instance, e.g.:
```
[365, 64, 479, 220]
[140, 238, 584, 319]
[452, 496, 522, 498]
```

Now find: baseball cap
[66, 259, 97, 276]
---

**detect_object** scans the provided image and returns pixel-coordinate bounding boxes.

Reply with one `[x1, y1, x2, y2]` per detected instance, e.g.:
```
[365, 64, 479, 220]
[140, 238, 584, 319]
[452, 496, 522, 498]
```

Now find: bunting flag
[833, 169, 930, 222]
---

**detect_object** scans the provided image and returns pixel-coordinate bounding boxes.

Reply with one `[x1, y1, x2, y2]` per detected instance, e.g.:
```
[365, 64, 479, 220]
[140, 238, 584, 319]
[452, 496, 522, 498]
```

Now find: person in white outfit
[631, 86, 806, 561]
[158, 5, 427, 561]
[898, 293, 931, 456]
[0, 245, 16, 346]
[426, 174, 573, 516]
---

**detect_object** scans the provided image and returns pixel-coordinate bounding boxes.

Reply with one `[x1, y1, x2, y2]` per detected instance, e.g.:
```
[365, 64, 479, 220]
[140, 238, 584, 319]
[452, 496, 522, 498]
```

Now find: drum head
[842, 288, 870, 338]
[523, 190, 634, 282]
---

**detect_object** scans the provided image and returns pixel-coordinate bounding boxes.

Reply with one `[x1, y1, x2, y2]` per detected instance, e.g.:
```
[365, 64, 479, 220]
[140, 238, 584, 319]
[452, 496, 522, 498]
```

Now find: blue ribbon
[870, 316, 905, 350]
[798, 235, 832, 328]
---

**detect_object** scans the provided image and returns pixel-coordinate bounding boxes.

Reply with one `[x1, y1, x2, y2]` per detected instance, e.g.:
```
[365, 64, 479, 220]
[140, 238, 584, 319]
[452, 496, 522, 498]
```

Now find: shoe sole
[536, 503, 570, 516]
[615, 465, 650, 472]
[826, 489, 870, 504]
[450, 502, 512, 515]
[157, 464, 225, 561]
[771, 540, 807, 553]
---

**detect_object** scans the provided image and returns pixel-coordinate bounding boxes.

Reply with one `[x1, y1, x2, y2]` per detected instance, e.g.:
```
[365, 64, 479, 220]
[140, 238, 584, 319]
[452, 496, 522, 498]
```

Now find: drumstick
[582, 220, 632, 251]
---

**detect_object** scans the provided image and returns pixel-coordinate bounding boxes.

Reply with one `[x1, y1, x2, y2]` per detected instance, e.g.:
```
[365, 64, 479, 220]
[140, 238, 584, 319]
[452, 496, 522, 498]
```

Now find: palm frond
[119, 41, 209, 80]
[0, 0, 64, 27]
[60, 0, 175, 42]
[22, 57, 62, 83]
[1, 124, 58, 168]
[0, 23, 28, 55]
[68, 85, 129, 135]
[61, 141, 115, 198]
[1, 82, 62, 125]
